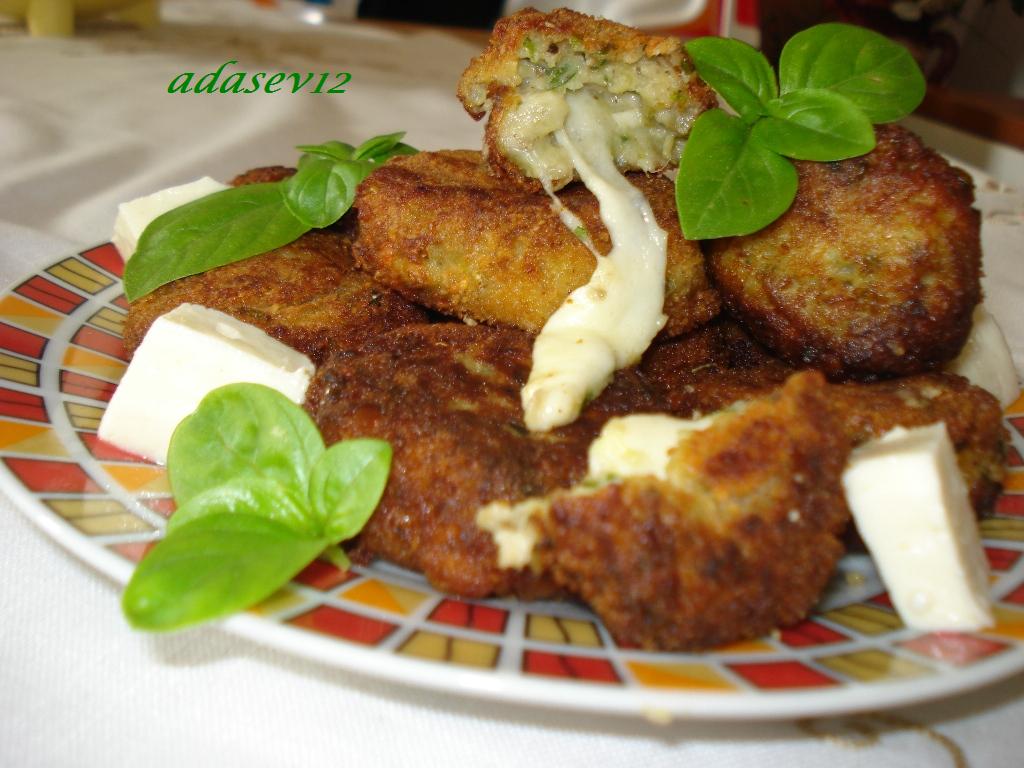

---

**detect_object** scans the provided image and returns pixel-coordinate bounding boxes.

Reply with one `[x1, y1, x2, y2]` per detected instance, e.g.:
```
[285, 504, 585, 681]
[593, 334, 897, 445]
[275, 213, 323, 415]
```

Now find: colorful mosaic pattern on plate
[2, 247, 1024, 708]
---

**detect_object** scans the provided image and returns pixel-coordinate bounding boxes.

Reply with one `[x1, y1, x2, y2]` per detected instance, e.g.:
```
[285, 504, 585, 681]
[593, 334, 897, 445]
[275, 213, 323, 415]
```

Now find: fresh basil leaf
[281, 156, 362, 229]
[321, 545, 352, 570]
[122, 513, 326, 631]
[353, 131, 416, 162]
[676, 109, 798, 239]
[124, 184, 309, 301]
[753, 88, 875, 161]
[308, 439, 392, 541]
[685, 37, 777, 121]
[167, 476, 316, 538]
[779, 23, 925, 123]
[167, 383, 324, 507]
[296, 140, 355, 162]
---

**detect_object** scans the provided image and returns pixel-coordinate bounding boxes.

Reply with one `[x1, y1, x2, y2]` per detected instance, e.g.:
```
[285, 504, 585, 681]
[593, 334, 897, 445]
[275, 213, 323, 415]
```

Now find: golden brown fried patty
[308, 326, 853, 650]
[643, 320, 1007, 515]
[123, 226, 430, 364]
[306, 322, 673, 598]
[307, 322, 1005, 634]
[645, 320, 1006, 510]
[827, 375, 1008, 515]
[353, 149, 719, 337]
[707, 125, 982, 379]
[539, 372, 851, 651]
[457, 8, 716, 190]
[229, 166, 295, 186]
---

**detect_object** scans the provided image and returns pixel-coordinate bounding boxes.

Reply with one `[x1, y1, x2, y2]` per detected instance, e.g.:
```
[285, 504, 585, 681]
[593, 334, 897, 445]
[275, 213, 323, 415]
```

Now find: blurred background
[2, 0, 1020, 147]
[257, 0, 1024, 148]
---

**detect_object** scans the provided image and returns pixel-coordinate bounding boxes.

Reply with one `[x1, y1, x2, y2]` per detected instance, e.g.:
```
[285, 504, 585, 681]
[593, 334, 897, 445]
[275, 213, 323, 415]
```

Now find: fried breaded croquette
[707, 125, 982, 379]
[827, 375, 1008, 516]
[642, 320, 1007, 515]
[457, 7, 716, 190]
[306, 322, 1005, 648]
[536, 372, 852, 650]
[353, 149, 719, 337]
[123, 226, 430, 364]
[305, 322, 675, 598]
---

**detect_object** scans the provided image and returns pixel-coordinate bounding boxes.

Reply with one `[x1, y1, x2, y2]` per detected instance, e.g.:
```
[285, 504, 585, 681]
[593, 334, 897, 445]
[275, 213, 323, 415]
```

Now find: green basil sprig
[676, 23, 925, 239]
[122, 383, 392, 631]
[123, 132, 417, 301]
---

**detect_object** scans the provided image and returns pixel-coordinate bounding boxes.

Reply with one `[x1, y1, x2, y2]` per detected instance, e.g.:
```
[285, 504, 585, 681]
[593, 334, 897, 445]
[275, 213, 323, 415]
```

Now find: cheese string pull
[521, 89, 668, 432]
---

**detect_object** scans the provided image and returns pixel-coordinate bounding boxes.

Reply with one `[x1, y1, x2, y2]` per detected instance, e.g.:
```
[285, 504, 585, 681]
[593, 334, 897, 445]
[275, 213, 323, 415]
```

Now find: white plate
[1, 243, 1023, 719]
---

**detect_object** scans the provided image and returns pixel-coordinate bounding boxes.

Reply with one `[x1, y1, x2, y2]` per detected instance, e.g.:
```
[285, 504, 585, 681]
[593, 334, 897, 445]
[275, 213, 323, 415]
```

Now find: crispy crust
[229, 165, 295, 186]
[827, 374, 1008, 516]
[123, 226, 429, 365]
[539, 372, 852, 650]
[457, 8, 716, 189]
[353, 149, 719, 337]
[306, 322, 1005, 648]
[642, 320, 1007, 517]
[707, 125, 982, 379]
[458, 8, 688, 118]
[306, 322, 675, 598]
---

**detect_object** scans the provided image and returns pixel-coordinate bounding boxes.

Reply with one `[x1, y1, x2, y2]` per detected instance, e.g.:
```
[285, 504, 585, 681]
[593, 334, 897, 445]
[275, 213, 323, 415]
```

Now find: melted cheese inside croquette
[521, 90, 668, 432]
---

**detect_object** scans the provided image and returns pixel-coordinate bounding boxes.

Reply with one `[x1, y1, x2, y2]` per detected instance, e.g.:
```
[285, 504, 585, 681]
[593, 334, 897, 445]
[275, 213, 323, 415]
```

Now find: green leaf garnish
[281, 156, 364, 229]
[123, 184, 308, 302]
[678, 23, 925, 239]
[308, 439, 392, 541]
[295, 140, 356, 162]
[754, 88, 875, 161]
[779, 23, 926, 123]
[122, 513, 327, 631]
[167, 383, 324, 507]
[352, 131, 417, 162]
[677, 109, 797, 240]
[684, 36, 777, 122]
[166, 477, 315, 537]
[124, 132, 418, 301]
[124, 384, 392, 631]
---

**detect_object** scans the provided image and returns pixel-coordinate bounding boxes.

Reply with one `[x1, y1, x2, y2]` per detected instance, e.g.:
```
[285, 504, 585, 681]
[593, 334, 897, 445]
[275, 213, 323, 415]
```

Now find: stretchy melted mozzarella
[521, 90, 668, 432]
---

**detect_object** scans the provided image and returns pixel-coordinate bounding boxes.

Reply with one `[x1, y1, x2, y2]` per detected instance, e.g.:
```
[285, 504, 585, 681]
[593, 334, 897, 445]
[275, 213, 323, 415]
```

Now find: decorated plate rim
[1, 244, 1023, 721]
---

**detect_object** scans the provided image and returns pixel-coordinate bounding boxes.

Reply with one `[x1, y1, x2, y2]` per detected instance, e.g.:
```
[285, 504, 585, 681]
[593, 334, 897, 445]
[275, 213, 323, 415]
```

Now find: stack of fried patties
[124, 9, 1003, 651]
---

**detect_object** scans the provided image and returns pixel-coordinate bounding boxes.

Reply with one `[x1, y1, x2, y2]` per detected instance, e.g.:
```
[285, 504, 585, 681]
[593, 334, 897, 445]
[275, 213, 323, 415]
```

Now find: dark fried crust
[306, 322, 671, 598]
[353, 149, 719, 337]
[539, 372, 852, 650]
[458, 8, 688, 119]
[230, 166, 295, 186]
[642, 320, 1007, 516]
[707, 125, 982, 379]
[307, 322, 1006, 649]
[123, 226, 429, 365]
[827, 375, 1008, 516]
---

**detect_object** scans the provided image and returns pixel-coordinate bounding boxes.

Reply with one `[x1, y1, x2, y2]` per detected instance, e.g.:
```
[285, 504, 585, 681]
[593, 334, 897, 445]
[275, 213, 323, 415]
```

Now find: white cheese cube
[98, 304, 314, 464]
[946, 304, 1019, 409]
[112, 177, 229, 260]
[841, 423, 993, 631]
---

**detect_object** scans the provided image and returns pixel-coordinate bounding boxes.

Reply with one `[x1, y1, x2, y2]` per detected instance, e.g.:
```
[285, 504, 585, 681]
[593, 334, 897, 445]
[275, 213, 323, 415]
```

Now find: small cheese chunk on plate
[112, 176, 229, 260]
[841, 423, 993, 631]
[98, 304, 314, 463]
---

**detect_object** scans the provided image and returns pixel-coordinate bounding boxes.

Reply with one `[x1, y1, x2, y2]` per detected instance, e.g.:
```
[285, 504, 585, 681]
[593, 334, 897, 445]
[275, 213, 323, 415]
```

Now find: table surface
[1, 2, 1023, 766]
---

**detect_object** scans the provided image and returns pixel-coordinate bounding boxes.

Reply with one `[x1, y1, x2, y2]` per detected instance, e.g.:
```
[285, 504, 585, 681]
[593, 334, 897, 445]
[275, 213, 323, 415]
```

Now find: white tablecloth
[1, 2, 1023, 766]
